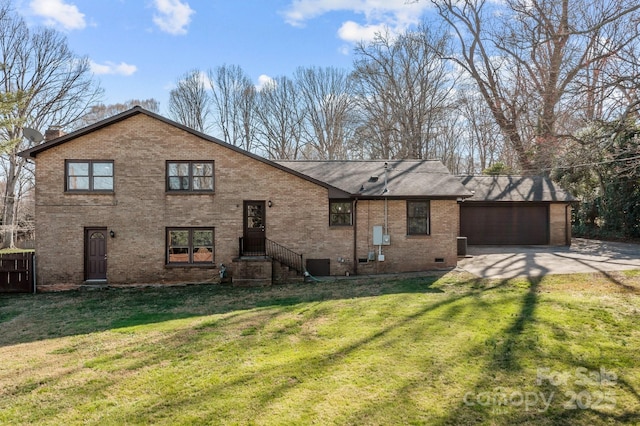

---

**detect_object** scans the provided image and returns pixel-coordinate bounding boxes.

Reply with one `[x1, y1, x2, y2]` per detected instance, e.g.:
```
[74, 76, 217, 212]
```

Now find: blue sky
[15, 0, 432, 115]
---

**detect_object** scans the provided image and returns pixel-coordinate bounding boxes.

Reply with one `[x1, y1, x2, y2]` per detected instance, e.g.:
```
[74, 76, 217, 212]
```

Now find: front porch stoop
[231, 256, 272, 287]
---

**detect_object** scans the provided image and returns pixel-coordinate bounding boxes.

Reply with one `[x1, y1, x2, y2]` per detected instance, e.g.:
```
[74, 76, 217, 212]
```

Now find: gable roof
[277, 160, 473, 198]
[18, 106, 472, 199]
[20, 106, 233, 159]
[17, 106, 351, 197]
[459, 175, 576, 202]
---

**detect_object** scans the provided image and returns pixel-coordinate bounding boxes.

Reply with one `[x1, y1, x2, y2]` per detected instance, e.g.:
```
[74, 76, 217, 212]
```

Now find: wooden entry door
[243, 201, 266, 254]
[85, 228, 107, 280]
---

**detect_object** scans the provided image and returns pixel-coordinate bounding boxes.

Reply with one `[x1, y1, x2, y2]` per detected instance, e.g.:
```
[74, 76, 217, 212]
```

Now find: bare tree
[294, 66, 357, 159]
[457, 88, 509, 173]
[431, 0, 640, 173]
[208, 64, 257, 151]
[613, 40, 640, 122]
[574, 30, 640, 128]
[431, 111, 466, 173]
[168, 69, 211, 133]
[0, 1, 102, 247]
[254, 76, 305, 159]
[75, 99, 160, 128]
[351, 24, 456, 160]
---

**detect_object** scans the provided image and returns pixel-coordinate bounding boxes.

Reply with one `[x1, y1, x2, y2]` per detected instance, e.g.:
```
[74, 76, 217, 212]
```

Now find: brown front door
[243, 201, 266, 254]
[85, 228, 107, 280]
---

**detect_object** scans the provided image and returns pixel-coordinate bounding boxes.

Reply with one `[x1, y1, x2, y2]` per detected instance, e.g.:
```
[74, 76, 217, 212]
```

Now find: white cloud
[337, 21, 387, 43]
[282, 0, 429, 43]
[152, 0, 195, 35]
[90, 61, 138, 76]
[256, 74, 275, 91]
[30, 0, 86, 30]
[338, 44, 351, 56]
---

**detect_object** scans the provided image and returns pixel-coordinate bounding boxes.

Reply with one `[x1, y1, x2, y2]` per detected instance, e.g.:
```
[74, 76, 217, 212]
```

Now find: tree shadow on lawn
[181, 279, 638, 425]
[4, 270, 638, 424]
[320, 276, 546, 425]
[55, 276, 508, 425]
[552, 253, 640, 294]
[0, 273, 447, 347]
[434, 275, 640, 425]
[5, 266, 640, 424]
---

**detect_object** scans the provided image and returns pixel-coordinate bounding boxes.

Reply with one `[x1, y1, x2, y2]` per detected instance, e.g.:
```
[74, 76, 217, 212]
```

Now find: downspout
[382, 162, 389, 260]
[353, 198, 358, 276]
[32, 254, 37, 294]
[380, 197, 388, 261]
[565, 203, 571, 246]
[384, 197, 388, 234]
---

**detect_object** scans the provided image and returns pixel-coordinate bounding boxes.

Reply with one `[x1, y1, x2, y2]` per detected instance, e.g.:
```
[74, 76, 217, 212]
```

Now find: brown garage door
[460, 203, 549, 245]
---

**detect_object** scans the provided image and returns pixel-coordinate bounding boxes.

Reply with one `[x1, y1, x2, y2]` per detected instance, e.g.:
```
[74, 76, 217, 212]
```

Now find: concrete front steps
[230, 256, 303, 287]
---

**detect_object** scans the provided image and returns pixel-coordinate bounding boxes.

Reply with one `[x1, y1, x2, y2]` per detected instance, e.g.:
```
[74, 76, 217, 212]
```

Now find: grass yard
[1, 271, 639, 425]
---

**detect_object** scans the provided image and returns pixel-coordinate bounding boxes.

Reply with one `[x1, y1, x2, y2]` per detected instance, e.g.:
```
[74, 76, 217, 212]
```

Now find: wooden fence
[0, 252, 34, 293]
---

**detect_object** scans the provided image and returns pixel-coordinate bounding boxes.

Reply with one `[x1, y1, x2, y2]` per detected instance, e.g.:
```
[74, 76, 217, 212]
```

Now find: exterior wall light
[109, 230, 115, 238]
[268, 200, 272, 208]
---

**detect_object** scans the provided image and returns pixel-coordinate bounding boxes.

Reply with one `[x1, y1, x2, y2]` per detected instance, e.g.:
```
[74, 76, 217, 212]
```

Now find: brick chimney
[45, 126, 65, 141]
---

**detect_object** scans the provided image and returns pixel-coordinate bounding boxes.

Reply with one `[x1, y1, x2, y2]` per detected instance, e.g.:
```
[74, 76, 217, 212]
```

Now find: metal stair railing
[238, 237, 304, 275]
[265, 238, 304, 275]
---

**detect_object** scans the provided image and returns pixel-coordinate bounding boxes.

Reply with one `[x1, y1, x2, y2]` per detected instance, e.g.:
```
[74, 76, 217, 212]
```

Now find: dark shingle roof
[459, 175, 576, 202]
[276, 160, 473, 198]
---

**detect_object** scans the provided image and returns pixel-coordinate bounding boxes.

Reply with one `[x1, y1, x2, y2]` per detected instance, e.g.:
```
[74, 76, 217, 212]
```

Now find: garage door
[460, 204, 549, 245]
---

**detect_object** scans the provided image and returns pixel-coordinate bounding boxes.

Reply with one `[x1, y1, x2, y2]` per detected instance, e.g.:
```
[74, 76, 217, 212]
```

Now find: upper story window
[407, 200, 430, 235]
[167, 161, 214, 192]
[329, 200, 353, 226]
[66, 160, 114, 192]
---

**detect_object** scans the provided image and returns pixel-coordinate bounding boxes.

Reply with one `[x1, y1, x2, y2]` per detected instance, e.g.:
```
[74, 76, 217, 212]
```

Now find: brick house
[19, 107, 473, 287]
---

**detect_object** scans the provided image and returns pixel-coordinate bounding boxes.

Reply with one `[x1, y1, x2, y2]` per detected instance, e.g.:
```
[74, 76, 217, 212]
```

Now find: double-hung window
[407, 200, 430, 235]
[167, 161, 214, 192]
[66, 160, 114, 192]
[167, 228, 215, 265]
[329, 200, 353, 226]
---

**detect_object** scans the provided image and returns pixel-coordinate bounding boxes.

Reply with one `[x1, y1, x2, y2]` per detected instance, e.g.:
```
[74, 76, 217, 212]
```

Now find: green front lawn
[1, 272, 639, 425]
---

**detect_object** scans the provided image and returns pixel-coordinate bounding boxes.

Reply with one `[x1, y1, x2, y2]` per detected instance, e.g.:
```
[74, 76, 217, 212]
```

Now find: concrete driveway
[457, 238, 640, 279]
